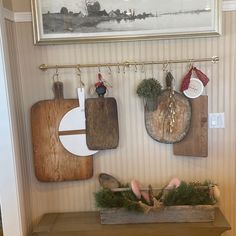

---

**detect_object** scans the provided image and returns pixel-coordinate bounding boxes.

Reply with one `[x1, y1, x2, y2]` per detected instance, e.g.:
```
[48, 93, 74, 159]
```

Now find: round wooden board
[145, 90, 191, 144]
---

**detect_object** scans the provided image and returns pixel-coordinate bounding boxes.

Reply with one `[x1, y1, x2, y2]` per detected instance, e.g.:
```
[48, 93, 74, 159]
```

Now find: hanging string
[52, 66, 59, 82]
[76, 66, 85, 90]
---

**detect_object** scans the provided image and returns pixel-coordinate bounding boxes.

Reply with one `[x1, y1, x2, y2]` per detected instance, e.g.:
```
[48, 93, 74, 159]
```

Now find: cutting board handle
[53, 81, 64, 100]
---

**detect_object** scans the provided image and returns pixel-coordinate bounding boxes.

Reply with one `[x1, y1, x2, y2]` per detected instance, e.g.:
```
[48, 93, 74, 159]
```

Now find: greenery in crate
[163, 181, 215, 206]
[95, 181, 216, 212]
[95, 188, 146, 212]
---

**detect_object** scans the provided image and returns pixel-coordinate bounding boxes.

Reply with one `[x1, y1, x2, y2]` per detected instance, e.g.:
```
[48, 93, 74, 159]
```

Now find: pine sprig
[94, 189, 124, 208]
[94, 188, 142, 211]
[163, 181, 214, 206]
[94, 181, 215, 212]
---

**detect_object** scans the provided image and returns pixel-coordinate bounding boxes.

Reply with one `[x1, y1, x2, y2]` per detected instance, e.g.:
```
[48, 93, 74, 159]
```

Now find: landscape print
[40, 0, 214, 35]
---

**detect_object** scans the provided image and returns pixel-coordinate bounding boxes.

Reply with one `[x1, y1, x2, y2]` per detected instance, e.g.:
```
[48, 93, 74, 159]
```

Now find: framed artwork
[31, 0, 222, 45]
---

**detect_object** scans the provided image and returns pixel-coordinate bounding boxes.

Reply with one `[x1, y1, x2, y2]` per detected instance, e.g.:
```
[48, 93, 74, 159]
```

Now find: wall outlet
[208, 113, 225, 129]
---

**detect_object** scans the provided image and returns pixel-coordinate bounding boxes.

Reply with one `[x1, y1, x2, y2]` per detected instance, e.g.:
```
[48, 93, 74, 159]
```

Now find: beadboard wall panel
[2, 0, 12, 10]
[10, 11, 236, 236]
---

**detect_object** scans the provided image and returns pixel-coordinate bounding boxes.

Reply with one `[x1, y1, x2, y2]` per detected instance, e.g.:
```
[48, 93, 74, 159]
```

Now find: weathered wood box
[100, 205, 215, 224]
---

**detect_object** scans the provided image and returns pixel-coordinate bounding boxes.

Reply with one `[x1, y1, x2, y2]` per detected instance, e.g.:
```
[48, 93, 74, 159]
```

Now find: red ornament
[180, 67, 193, 92]
[95, 73, 107, 97]
[193, 67, 209, 86]
[95, 73, 106, 88]
[181, 67, 209, 92]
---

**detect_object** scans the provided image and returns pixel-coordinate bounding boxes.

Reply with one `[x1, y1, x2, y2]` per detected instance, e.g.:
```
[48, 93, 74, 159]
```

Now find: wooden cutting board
[85, 97, 119, 150]
[173, 95, 208, 157]
[31, 82, 93, 182]
[145, 90, 191, 144]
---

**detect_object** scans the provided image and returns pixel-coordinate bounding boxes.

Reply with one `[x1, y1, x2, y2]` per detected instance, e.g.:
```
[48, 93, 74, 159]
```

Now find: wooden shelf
[31, 208, 231, 236]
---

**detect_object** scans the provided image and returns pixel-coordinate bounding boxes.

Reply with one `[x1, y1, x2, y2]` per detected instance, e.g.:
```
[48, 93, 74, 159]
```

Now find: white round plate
[58, 88, 98, 157]
[183, 78, 204, 99]
[59, 107, 98, 156]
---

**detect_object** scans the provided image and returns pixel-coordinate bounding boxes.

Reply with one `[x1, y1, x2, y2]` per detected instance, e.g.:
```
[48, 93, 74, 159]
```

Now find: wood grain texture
[145, 90, 191, 144]
[173, 96, 208, 157]
[100, 205, 214, 224]
[85, 97, 119, 150]
[31, 97, 93, 182]
[30, 208, 231, 236]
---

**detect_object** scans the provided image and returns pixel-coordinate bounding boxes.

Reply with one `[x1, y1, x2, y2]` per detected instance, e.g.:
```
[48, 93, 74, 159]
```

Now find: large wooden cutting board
[173, 95, 208, 157]
[31, 82, 93, 182]
[85, 97, 119, 150]
[145, 90, 191, 144]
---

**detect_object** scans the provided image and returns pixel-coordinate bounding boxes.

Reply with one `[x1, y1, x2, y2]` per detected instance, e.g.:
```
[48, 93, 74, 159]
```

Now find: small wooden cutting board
[31, 82, 93, 182]
[85, 97, 119, 150]
[173, 95, 208, 157]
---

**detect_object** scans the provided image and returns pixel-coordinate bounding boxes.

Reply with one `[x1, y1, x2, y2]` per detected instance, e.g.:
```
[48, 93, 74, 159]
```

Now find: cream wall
[2, 0, 12, 10]
[8, 11, 236, 236]
[3, 0, 30, 12]
[11, 0, 30, 12]
[3, 1, 236, 236]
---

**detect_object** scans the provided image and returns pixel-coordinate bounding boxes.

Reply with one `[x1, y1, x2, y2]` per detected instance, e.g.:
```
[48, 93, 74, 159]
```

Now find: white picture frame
[31, 0, 222, 45]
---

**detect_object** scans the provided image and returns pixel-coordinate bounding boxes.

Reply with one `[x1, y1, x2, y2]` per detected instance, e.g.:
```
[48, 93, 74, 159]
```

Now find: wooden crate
[100, 205, 215, 224]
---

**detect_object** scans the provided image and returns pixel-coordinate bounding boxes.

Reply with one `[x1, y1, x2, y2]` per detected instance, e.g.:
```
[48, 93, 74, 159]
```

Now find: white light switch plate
[208, 113, 225, 129]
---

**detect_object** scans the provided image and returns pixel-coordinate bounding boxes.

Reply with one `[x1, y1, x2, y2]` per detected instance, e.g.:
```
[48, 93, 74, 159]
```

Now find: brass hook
[117, 64, 121, 74]
[188, 59, 194, 69]
[162, 61, 169, 72]
[53, 66, 59, 82]
[123, 65, 126, 74]
[134, 63, 138, 72]
[98, 65, 101, 73]
[76, 65, 81, 75]
[76, 65, 84, 88]
[141, 63, 145, 73]
[107, 66, 112, 75]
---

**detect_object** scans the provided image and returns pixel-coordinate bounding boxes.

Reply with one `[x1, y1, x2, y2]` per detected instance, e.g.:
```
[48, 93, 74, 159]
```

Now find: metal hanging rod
[39, 56, 219, 71]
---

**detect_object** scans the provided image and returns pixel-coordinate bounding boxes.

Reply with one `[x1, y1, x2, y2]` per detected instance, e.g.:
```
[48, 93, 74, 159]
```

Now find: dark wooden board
[85, 97, 119, 150]
[145, 90, 191, 144]
[31, 82, 93, 182]
[173, 95, 208, 157]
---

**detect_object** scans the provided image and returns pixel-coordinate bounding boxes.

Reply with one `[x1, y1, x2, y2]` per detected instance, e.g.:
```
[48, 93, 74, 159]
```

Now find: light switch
[208, 113, 225, 129]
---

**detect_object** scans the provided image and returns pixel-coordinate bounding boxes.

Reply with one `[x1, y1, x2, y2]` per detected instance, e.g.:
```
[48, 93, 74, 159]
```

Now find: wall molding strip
[2, 1, 236, 22]
[14, 12, 32, 22]
[223, 1, 236, 11]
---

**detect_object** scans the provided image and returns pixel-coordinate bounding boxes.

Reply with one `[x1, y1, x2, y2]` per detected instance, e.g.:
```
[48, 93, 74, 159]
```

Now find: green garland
[94, 181, 215, 212]
[94, 188, 149, 212]
[163, 181, 215, 206]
